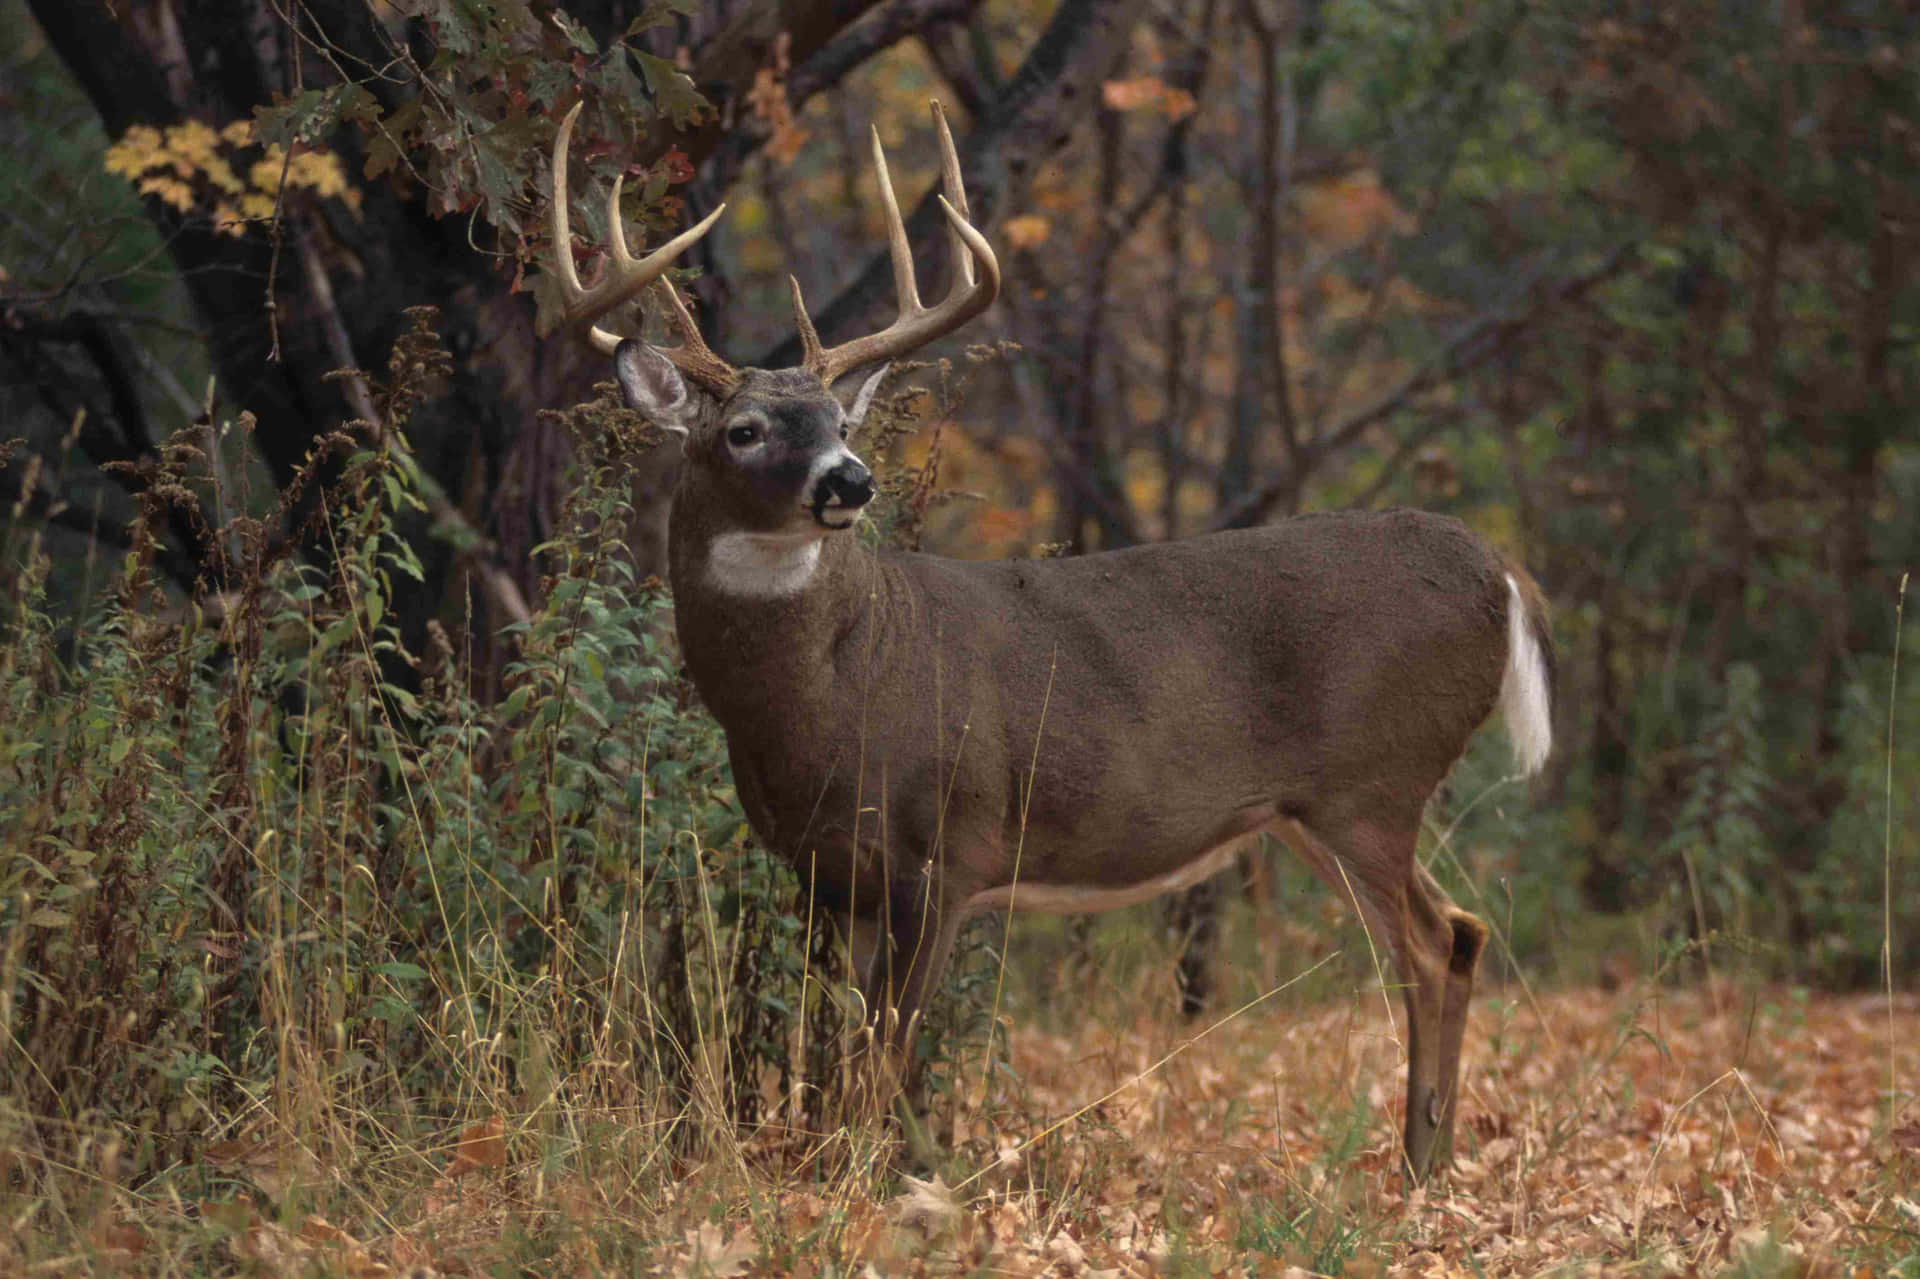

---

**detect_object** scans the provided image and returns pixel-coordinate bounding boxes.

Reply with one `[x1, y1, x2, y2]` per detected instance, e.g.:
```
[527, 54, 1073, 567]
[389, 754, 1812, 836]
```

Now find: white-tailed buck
[547, 101, 1554, 1180]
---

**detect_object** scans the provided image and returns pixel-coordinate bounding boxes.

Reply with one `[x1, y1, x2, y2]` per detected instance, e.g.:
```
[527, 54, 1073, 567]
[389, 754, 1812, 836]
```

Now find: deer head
[548, 100, 997, 576]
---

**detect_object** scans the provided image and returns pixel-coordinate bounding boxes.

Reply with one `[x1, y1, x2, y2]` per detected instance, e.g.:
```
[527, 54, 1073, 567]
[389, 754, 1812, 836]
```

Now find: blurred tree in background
[3, 0, 1914, 982]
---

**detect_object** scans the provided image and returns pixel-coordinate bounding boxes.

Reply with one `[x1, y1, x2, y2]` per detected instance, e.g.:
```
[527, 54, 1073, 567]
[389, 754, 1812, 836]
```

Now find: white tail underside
[1500, 573, 1552, 775]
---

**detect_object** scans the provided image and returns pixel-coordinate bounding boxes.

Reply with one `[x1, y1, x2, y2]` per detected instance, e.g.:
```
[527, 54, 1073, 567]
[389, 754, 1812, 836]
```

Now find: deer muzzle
[811, 454, 875, 528]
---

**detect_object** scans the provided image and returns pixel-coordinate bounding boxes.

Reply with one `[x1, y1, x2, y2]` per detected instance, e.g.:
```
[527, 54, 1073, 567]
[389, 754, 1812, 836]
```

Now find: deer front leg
[859, 877, 967, 1074]
[845, 876, 967, 1159]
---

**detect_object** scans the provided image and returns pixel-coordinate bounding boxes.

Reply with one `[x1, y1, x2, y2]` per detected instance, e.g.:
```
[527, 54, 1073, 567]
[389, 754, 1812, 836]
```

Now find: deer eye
[726, 423, 761, 447]
[838, 425, 850, 441]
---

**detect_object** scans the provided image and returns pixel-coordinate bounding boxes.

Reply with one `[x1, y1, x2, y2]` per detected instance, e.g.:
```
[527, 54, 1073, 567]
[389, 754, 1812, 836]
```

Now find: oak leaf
[673, 1222, 757, 1278]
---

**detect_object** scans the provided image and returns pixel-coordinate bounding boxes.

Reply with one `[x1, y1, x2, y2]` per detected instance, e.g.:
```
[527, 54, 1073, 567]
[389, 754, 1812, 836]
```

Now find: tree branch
[1211, 242, 1634, 531]
[759, 0, 1150, 369]
[632, 0, 889, 176]
[290, 228, 531, 629]
[918, 8, 1000, 119]
[688, 0, 985, 242]
[0, 306, 216, 574]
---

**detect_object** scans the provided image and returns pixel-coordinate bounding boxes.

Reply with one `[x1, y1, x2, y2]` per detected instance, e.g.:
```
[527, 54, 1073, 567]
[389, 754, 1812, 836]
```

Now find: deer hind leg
[1278, 816, 1472, 1183]
[1417, 860, 1488, 1168]
[1168, 876, 1225, 1017]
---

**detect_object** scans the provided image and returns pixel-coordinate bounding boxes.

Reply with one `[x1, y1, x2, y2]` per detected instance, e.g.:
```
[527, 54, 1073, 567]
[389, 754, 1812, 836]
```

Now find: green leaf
[370, 996, 415, 1027]
[632, 52, 708, 129]
[315, 616, 357, 659]
[255, 88, 344, 147]
[390, 540, 426, 583]
[552, 11, 598, 54]
[364, 100, 421, 181]
[528, 60, 576, 110]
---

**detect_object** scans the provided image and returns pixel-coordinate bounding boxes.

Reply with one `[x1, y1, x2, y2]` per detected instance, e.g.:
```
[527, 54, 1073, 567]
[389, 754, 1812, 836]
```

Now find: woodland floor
[45, 985, 1920, 1277]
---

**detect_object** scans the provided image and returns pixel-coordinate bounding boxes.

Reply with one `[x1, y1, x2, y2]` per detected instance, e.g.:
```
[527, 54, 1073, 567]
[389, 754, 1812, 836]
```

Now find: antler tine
[870, 124, 922, 315]
[656, 278, 743, 395]
[548, 102, 738, 392]
[930, 101, 973, 290]
[798, 99, 1001, 386]
[789, 275, 826, 369]
[550, 102, 589, 300]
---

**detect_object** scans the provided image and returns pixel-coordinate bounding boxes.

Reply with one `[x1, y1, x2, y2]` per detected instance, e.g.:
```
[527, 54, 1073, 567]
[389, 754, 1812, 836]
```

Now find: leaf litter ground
[65, 986, 1919, 1276]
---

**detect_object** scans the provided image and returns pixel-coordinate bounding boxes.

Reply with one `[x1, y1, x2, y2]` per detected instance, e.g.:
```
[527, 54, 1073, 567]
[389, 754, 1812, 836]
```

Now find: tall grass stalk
[1886, 571, 1907, 1138]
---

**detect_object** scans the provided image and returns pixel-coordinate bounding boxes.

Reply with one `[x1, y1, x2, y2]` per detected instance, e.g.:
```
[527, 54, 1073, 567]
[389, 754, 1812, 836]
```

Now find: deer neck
[667, 501, 886, 708]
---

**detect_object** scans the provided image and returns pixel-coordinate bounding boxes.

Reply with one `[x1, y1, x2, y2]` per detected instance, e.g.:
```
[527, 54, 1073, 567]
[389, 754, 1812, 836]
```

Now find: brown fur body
[673, 507, 1520, 918]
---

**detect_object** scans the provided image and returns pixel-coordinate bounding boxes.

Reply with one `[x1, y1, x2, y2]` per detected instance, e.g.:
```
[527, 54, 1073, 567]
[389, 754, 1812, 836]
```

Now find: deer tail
[1499, 572, 1554, 776]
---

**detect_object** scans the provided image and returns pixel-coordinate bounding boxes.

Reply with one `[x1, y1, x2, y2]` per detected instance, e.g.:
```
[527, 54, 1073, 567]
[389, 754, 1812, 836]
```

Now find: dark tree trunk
[30, 0, 1121, 677]
[26, 0, 898, 670]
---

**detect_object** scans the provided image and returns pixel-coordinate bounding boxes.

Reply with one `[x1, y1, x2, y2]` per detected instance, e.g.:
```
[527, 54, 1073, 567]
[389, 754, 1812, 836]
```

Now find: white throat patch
[707, 530, 823, 598]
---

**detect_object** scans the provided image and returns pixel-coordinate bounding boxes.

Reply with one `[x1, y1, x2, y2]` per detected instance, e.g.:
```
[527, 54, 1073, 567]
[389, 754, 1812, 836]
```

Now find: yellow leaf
[103, 125, 165, 178]
[202, 155, 243, 195]
[1002, 214, 1051, 250]
[1101, 76, 1195, 121]
[136, 174, 194, 212]
[1300, 170, 1414, 246]
[167, 118, 219, 162]
[767, 121, 809, 166]
[252, 147, 287, 194]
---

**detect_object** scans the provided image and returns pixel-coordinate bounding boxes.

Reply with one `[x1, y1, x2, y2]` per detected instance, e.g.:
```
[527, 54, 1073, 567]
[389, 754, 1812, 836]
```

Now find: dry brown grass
[16, 971, 1913, 1277]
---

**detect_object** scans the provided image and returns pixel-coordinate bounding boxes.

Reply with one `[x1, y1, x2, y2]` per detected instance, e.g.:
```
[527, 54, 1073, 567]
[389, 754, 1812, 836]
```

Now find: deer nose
[816, 456, 875, 511]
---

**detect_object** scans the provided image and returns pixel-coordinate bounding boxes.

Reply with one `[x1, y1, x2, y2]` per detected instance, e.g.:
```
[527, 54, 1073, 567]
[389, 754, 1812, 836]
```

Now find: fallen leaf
[891, 1172, 961, 1239]
[446, 1115, 506, 1179]
[673, 1221, 757, 1278]
[1047, 1231, 1086, 1269]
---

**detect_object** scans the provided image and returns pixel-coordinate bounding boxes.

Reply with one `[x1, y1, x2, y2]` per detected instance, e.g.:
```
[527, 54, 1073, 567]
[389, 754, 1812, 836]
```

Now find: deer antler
[791, 100, 1001, 387]
[548, 102, 739, 396]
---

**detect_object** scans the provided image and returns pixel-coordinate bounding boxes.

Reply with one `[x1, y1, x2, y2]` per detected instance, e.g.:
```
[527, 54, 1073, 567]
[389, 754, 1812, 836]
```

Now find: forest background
[1, 0, 1916, 1273]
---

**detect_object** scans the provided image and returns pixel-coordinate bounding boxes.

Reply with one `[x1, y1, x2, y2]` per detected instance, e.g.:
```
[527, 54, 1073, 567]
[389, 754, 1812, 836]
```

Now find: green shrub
[0, 312, 865, 1209]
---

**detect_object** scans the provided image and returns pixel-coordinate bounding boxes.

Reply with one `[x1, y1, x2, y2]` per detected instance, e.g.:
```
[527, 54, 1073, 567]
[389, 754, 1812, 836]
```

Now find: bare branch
[1211, 243, 1634, 532]
[761, 0, 1150, 369]
[291, 227, 532, 629]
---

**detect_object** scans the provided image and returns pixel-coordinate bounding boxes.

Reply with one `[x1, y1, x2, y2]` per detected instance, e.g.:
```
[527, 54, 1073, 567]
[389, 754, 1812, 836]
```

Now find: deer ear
[842, 362, 891, 431]
[613, 339, 695, 437]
